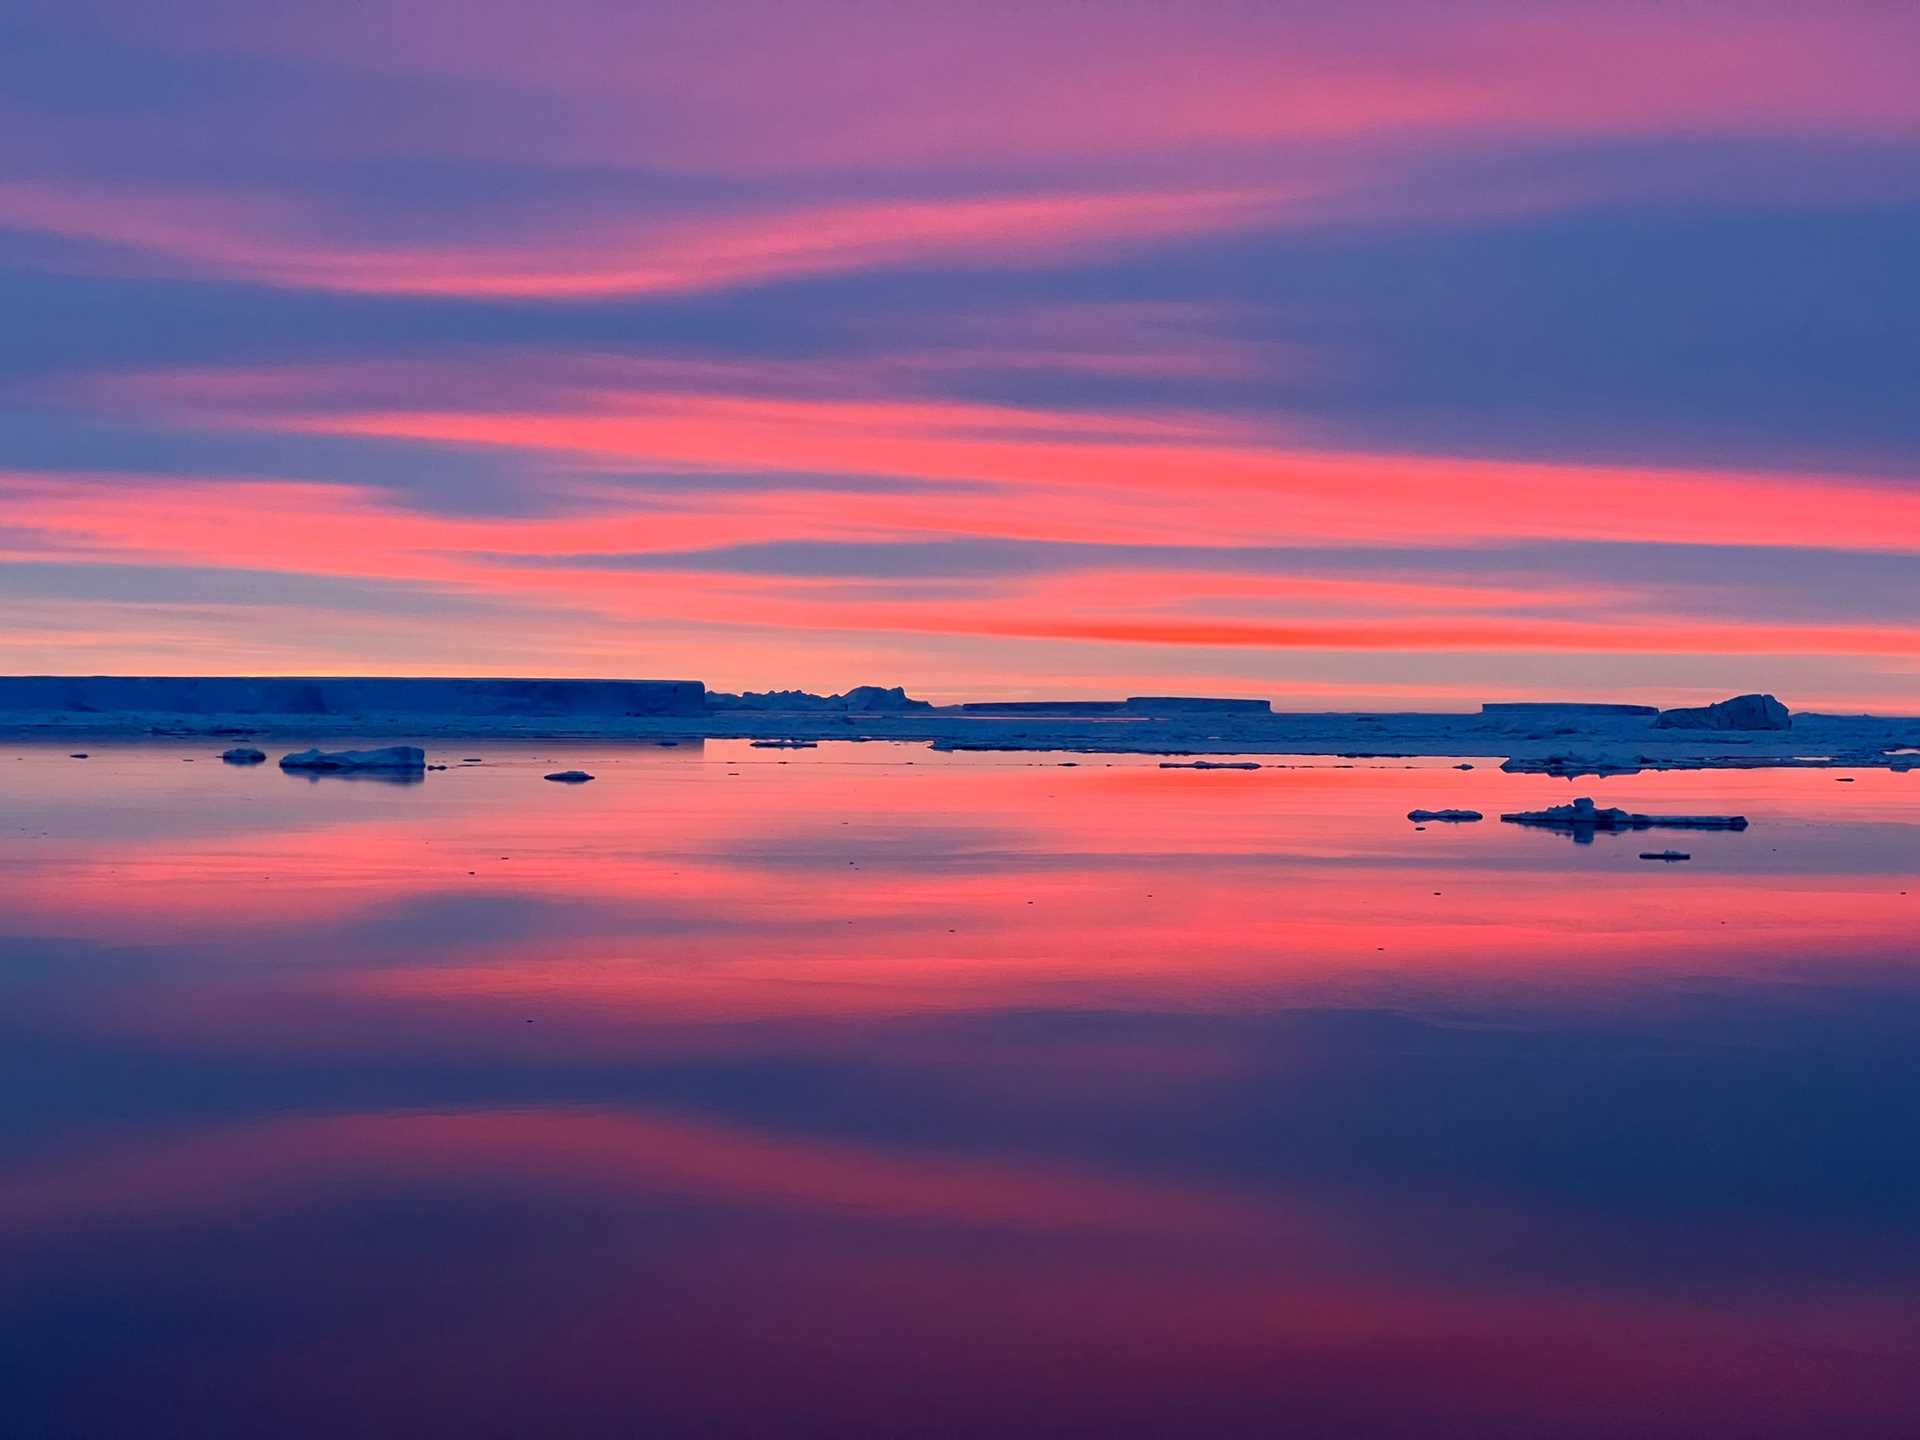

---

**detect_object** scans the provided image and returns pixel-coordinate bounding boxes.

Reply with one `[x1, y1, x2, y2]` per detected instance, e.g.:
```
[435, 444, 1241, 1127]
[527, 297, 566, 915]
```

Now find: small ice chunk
[1407, 809, 1483, 822]
[544, 770, 595, 783]
[221, 747, 268, 764]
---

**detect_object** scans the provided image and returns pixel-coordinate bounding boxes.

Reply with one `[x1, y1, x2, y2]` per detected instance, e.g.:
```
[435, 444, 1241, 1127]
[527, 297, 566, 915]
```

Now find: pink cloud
[0, 178, 1293, 298]
[56, 352, 1920, 557]
[96, 2, 1920, 173]
[12, 330, 1920, 699]
[240, 388, 1920, 556]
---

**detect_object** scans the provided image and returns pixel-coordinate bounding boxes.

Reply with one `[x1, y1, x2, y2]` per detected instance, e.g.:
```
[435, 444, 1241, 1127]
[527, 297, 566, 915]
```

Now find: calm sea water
[4, 742, 1918, 1437]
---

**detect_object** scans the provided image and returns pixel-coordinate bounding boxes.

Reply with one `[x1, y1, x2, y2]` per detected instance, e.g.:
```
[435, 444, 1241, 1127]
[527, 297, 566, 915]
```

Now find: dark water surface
[4, 742, 1918, 1436]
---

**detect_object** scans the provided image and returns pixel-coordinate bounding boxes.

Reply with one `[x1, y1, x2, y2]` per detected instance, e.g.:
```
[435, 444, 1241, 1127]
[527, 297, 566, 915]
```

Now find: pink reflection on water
[6, 747, 1916, 1051]
[4, 745, 1920, 1433]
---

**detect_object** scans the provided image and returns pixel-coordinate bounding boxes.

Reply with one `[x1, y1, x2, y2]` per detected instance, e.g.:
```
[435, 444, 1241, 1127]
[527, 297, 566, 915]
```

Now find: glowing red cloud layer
[9, 404, 1920, 683]
[46, 353, 1920, 557]
[254, 397, 1920, 555]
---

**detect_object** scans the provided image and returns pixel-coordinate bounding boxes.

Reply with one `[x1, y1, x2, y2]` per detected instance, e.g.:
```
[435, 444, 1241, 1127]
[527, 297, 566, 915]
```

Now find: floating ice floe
[1501, 797, 1746, 831]
[279, 746, 426, 773]
[1500, 753, 1644, 779]
[221, 747, 267, 764]
[544, 770, 594, 783]
[1407, 809, 1483, 822]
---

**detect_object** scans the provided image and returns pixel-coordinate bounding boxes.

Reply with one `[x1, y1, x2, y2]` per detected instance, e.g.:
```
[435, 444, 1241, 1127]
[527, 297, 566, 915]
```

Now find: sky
[3, 1, 1918, 709]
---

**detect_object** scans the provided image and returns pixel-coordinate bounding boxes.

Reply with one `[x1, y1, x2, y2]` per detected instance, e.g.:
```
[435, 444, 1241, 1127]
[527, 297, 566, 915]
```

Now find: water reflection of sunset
[5, 747, 1918, 1434]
